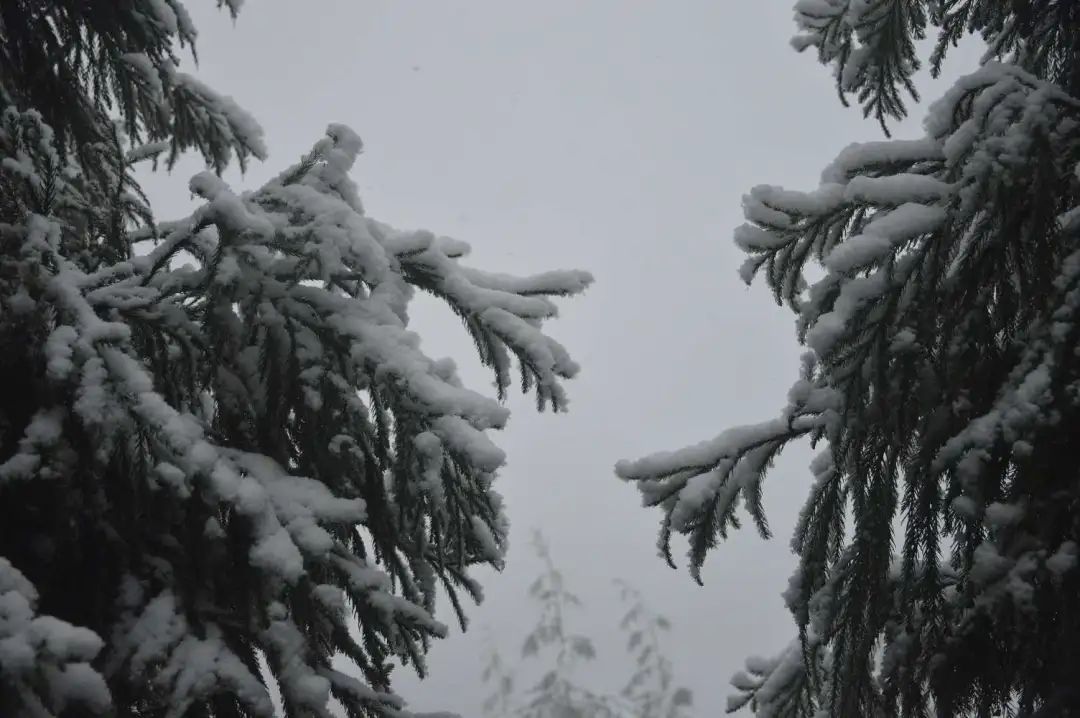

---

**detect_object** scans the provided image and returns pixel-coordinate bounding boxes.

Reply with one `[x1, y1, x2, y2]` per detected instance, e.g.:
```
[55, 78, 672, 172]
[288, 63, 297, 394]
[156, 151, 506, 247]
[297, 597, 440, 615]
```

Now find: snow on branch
[0, 110, 588, 715]
[620, 53, 1080, 717]
[617, 355, 840, 581]
[0, 559, 111, 716]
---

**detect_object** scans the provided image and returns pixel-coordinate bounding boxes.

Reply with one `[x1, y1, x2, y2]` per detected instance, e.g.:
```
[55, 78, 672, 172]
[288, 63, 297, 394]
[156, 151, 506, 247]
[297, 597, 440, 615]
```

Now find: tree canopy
[619, 2, 1080, 715]
[0, 2, 590, 716]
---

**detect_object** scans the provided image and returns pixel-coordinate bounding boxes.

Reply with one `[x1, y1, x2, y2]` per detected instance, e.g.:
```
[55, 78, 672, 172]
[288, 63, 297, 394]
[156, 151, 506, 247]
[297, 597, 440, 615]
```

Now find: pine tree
[513, 531, 615, 718]
[613, 580, 693, 718]
[479, 634, 517, 718]
[618, 3, 1080, 716]
[479, 532, 692, 718]
[0, 2, 590, 716]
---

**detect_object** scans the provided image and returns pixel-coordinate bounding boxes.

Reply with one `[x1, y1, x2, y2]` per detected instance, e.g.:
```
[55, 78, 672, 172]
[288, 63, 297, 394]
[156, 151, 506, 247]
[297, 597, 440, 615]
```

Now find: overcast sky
[142, 3, 981, 715]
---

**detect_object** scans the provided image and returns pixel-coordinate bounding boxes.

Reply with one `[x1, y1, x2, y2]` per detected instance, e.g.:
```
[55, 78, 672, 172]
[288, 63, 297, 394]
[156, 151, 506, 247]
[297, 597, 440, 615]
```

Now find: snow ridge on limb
[616, 353, 840, 584]
[619, 58, 1080, 716]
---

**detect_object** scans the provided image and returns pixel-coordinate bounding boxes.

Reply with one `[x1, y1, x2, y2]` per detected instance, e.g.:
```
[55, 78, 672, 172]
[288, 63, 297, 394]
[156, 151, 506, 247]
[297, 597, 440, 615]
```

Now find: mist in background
[139, 3, 981, 714]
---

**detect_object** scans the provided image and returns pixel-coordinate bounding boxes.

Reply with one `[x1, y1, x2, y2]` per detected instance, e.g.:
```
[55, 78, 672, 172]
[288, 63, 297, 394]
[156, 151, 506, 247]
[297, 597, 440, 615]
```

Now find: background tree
[0, 2, 590, 716]
[514, 531, 615, 718]
[618, 2, 1080, 716]
[614, 580, 693, 718]
[480, 532, 692, 718]
[479, 634, 517, 718]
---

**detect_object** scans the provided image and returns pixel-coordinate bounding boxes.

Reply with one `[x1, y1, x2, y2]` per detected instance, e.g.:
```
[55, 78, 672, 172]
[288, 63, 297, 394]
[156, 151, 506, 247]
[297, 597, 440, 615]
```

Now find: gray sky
[142, 3, 981, 715]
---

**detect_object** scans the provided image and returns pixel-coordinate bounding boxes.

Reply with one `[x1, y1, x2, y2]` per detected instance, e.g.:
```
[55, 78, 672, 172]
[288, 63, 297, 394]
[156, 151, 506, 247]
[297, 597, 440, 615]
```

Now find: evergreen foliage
[0, 2, 590, 716]
[619, 2, 1080, 715]
[480, 533, 692, 718]
[613, 580, 693, 718]
[512, 531, 618, 718]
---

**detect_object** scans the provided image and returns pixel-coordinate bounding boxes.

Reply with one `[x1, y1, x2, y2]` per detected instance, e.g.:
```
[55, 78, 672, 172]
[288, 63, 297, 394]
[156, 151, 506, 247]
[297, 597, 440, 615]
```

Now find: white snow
[0, 559, 109, 713]
[1047, 542, 1078, 576]
[120, 53, 163, 98]
[845, 174, 952, 205]
[823, 203, 947, 273]
[983, 501, 1024, 528]
[616, 418, 790, 481]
